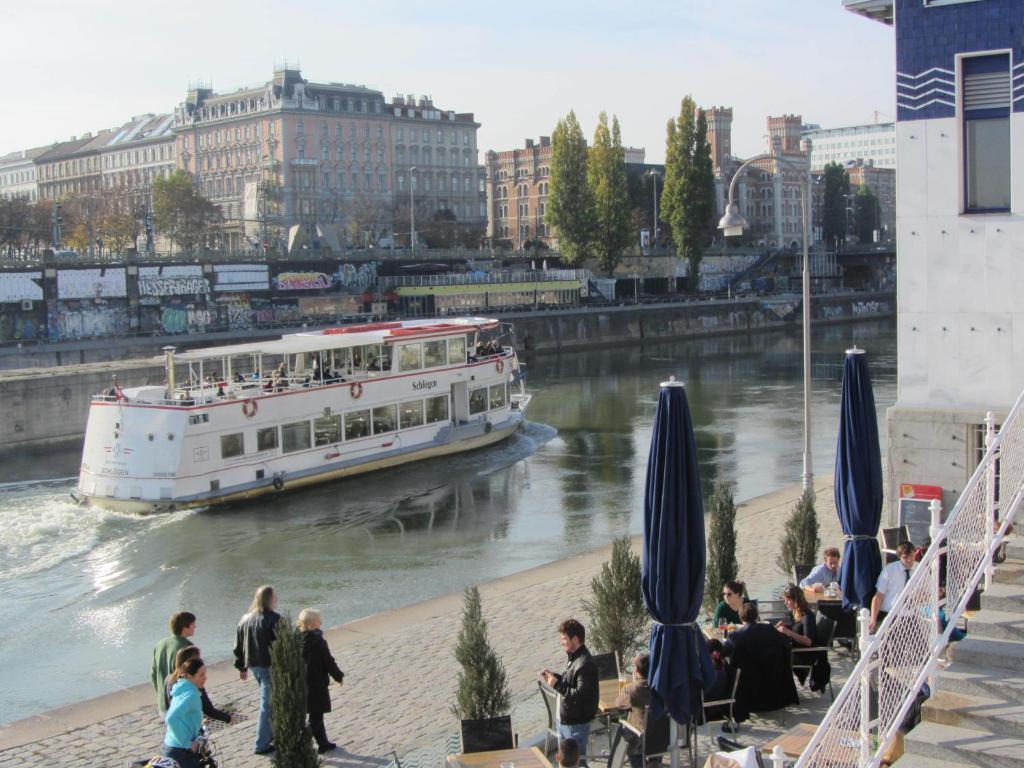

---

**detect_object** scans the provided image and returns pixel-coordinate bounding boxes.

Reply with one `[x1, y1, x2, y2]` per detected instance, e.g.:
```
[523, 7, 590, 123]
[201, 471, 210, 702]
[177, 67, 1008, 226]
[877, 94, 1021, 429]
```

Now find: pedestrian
[162, 656, 207, 768]
[298, 608, 345, 754]
[540, 619, 599, 766]
[165, 646, 232, 724]
[151, 611, 196, 715]
[869, 540, 917, 633]
[234, 585, 281, 755]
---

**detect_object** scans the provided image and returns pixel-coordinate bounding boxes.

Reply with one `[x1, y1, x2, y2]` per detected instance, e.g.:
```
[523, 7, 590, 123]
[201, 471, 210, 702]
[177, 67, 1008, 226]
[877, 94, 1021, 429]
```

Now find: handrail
[794, 387, 1024, 768]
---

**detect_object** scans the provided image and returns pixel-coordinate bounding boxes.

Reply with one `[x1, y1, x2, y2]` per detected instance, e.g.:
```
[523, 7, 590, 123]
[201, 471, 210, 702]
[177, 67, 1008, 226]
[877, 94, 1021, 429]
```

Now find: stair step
[938, 665, 1024, 705]
[903, 721, 1024, 768]
[995, 561, 1024, 586]
[949, 636, 1024, 672]
[890, 754, 978, 768]
[922, 689, 1024, 739]
[981, 583, 1024, 614]
[1005, 538, 1023, 562]
[967, 609, 1024, 642]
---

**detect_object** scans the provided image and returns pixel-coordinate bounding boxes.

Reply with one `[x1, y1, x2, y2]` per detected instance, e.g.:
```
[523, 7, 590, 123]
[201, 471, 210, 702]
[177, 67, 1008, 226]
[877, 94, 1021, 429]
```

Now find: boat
[72, 317, 531, 513]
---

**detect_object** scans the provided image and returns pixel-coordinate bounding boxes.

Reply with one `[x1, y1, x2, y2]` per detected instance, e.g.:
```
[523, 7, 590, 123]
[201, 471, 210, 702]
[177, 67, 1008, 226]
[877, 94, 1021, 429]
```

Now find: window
[345, 410, 370, 440]
[489, 384, 506, 410]
[313, 414, 341, 446]
[420, 340, 446, 367]
[400, 399, 424, 429]
[220, 433, 244, 458]
[281, 421, 311, 453]
[256, 427, 278, 451]
[399, 343, 422, 371]
[425, 395, 449, 424]
[469, 387, 488, 415]
[962, 54, 1011, 212]
[373, 404, 398, 434]
[448, 336, 466, 364]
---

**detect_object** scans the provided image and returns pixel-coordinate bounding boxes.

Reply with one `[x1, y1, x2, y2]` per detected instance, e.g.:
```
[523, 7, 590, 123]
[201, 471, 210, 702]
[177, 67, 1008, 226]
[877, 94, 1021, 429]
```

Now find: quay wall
[0, 291, 893, 452]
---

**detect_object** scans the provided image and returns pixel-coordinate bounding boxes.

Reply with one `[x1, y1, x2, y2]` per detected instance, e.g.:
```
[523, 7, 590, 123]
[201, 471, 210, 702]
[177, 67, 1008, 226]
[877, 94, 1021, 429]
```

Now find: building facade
[484, 137, 553, 248]
[99, 114, 177, 210]
[36, 133, 113, 200]
[0, 147, 47, 202]
[848, 160, 896, 241]
[847, 0, 1024, 515]
[803, 121, 896, 170]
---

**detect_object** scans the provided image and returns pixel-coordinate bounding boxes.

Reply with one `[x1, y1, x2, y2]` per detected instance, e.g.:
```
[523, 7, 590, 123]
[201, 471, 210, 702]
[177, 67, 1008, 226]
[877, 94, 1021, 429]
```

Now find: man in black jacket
[723, 603, 799, 720]
[541, 619, 599, 765]
[234, 585, 281, 755]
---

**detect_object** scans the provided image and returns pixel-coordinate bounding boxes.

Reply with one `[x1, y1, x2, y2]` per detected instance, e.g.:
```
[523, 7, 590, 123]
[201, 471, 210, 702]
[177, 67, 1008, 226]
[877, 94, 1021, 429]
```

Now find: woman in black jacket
[299, 608, 345, 754]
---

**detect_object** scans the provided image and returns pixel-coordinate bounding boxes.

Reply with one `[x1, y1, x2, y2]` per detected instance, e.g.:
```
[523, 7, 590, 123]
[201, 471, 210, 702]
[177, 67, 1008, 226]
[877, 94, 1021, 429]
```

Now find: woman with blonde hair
[299, 608, 345, 754]
[233, 585, 280, 755]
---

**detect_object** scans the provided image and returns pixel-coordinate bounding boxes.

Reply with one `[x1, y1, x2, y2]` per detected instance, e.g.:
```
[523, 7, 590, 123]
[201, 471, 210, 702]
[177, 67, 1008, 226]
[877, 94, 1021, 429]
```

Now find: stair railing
[793, 390, 1024, 768]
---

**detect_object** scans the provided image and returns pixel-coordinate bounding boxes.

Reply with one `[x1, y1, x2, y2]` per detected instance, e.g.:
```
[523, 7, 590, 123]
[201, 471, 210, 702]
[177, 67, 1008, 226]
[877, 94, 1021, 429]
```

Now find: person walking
[151, 611, 196, 715]
[162, 656, 207, 768]
[298, 608, 345, 754]
[234, 585, 281, 755]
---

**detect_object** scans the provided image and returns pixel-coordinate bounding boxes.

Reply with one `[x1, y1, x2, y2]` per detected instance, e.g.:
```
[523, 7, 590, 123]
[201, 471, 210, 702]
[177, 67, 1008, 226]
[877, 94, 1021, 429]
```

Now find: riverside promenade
[0, 477, 846, 767]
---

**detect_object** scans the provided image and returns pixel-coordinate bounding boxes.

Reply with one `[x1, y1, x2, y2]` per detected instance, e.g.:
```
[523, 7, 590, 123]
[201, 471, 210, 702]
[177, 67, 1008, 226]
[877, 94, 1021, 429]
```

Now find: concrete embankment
[0, 292, 892, 452]
[0, 477, 845, 766]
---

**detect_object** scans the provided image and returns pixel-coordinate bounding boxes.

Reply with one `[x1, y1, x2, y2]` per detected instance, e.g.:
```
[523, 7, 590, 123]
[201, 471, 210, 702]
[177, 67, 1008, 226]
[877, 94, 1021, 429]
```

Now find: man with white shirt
[799, 547, 841, 592]
[869, 541, 917, 633]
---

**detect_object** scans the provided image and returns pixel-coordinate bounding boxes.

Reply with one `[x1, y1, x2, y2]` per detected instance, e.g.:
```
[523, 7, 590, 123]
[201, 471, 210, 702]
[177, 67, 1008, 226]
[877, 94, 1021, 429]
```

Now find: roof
[174, 317, 499, 362]
[842, 0, 893, 24]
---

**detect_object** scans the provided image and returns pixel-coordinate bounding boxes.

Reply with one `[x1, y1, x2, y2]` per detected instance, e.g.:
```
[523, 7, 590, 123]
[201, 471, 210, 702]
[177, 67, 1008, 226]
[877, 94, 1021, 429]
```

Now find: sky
[0, 0, 895, 162]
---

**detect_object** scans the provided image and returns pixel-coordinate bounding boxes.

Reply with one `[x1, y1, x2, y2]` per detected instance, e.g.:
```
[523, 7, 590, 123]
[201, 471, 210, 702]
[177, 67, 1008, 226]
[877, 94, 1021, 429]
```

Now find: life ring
[272, 476, 284, 491]
[495, 359, 504, 374]
[242, 399, 258, 418]
[350, 381, 363, 399]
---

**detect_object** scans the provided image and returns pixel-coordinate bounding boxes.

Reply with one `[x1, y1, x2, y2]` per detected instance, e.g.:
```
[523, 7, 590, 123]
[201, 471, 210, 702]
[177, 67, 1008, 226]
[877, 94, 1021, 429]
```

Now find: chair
[592, 651, 621, 681]
[460, 714, 514, 754]
[791, 615, 836, 701]
[538, 682, 560, 755]
[881, 525, 910, 564]
[816, 599, 859, 660]
[702, 667, 742, 734]
[715, 737, 767, 768]
[608, 706, 674, 768]
[792, 563, 815, 584]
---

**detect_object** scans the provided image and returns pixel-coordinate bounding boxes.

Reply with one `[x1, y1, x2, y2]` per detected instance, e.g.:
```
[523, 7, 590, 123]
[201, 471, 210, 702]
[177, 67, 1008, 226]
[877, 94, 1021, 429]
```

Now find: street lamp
[718, 154, 814, 495]
[409, 166, 417, 251]
[646, 169, 662, 246]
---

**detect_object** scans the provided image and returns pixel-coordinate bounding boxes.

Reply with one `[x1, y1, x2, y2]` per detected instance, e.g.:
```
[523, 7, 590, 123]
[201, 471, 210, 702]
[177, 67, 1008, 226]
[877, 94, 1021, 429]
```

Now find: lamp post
[409, 166, 417, 251]
[646, 169, 662, 246]
[718, 154, 814, 495]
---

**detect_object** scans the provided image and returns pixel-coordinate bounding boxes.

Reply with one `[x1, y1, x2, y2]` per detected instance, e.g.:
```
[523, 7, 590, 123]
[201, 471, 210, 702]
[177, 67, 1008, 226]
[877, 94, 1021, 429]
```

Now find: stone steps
[935, 665, 1024, 706]
[981, 582, 1024, 614]
[886, 755, 976, 768]
[900, 721, 1024, 768]
[993, 559, 1024, 586]
[948, 636, 1024, 672]
[966, 608, 1024, 642]
[921, 690, 1024, 739]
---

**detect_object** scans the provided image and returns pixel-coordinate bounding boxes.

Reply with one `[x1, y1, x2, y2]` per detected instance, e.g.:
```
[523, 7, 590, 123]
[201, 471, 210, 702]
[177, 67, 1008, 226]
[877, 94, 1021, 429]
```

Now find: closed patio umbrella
[642, 377, 710, 746]
[834, 347, 884, 610]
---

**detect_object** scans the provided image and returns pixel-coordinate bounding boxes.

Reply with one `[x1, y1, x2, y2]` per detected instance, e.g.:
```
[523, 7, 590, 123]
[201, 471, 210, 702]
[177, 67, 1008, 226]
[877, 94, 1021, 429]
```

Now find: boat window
[373, 404, 398, 434]
[313, 414, 342, 446]
[425, 395, 449, 424]
[399, 343, 423, 371]
[281, 421, 311, 453]
[423, 340, 446, 368]
[400, 399, 425, 429]
[331, 347, 352, 374]
[345, 410, 370, 440]
[256, 427, 278, 451]
[448, 337, 466, 365]
[220, 432, 245, 458]
[469, 387, 488, 415]
[378, 344, 393, 372]
[489, 384, 506, 410]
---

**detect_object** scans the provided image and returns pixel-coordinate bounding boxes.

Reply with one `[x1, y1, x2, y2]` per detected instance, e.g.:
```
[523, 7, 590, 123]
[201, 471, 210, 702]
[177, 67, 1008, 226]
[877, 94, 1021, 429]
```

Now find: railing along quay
[792, 394, 1024, 767]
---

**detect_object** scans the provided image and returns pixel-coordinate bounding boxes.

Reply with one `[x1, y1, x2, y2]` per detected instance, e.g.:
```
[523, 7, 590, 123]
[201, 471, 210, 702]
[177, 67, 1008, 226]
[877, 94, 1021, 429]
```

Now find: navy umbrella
[641, 377, 711, 728]
[834, 347, 884, 610]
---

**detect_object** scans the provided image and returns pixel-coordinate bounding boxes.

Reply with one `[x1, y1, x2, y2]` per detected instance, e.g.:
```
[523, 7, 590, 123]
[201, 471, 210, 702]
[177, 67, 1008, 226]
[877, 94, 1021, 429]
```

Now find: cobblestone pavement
[0, 478, 844, 767]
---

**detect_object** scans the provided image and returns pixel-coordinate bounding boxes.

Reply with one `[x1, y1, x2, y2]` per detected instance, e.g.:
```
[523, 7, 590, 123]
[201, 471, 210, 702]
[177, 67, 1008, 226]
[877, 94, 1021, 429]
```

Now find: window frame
[280, 420, 312, 453]
[256, 427, 278, 452]
[344, 410, 371, 441]
[959, 50, 1012, 214]
[220, 432, 245, 459]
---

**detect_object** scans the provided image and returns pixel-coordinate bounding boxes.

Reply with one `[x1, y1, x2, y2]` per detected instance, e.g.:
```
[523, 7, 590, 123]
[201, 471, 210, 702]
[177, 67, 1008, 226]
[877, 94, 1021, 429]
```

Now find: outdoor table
[598, 678, 629, 713]
[761, 722, 860, 763]
[447, 746, 552, 768]
[803, 587, 841, 605]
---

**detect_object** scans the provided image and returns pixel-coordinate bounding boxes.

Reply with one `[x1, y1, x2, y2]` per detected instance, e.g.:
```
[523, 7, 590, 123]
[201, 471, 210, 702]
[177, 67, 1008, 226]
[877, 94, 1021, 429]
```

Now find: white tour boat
[73, 317, 531, 512]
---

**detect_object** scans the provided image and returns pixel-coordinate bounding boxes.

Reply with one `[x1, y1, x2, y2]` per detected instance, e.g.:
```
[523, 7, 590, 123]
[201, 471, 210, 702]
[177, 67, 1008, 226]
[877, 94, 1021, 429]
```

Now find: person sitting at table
[775, 584, 829, 691]
[614, 653, 655, 768]
[712, 580, 746, 627]
[724, 603, 799, 719]
[557, 738, 580, 768]
[799, 547, 841, 592]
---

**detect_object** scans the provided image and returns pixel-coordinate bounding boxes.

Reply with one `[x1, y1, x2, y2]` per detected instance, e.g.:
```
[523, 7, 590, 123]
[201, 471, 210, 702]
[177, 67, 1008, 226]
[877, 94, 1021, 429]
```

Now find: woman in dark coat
[299, 608, 345, 754]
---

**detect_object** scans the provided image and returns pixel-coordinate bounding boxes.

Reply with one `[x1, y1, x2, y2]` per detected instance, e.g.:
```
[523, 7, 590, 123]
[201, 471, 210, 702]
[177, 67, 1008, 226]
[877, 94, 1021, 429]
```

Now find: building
[36, 132, 114, 200]
[846, 0, 1024, 515]
[484, 137, 553, 248]
[0, 147, 47, 202]
[803, 121, 896, 170]
[848, 160, 896, 241]
[99, 114, 177, 211]
[711, 110, 813, 249]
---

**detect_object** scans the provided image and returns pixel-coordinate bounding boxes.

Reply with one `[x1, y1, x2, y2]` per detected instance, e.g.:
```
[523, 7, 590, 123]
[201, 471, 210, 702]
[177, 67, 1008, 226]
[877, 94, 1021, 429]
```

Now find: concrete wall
[0, 291, 893, 453]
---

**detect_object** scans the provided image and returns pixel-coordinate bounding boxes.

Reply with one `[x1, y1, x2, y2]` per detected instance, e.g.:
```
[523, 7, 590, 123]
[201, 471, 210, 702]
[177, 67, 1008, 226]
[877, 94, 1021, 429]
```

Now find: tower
[705, 107, 733, 173]
[766, 114, 803, 154]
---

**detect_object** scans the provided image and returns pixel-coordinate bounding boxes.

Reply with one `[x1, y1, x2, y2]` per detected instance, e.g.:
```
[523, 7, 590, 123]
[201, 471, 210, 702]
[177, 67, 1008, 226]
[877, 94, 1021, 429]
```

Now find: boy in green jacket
[151, 611, 196, 714]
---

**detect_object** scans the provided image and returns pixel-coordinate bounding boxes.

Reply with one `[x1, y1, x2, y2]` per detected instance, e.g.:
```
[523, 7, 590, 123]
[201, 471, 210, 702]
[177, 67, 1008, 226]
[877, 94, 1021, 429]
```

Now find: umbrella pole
[669, 719, 679, 768]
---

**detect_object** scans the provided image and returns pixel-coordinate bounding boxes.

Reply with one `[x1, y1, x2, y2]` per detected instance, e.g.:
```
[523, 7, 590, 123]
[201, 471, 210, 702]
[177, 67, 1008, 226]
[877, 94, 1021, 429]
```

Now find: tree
[777, 489, 821, 578]
[660, 97, 715, 290]
[344, 193, 391, 248]
[853, 184, 879, 244]
[153, 170, 220, 253]
[547, 110, 595, 265]
[704, 483, 739, 615]
[583, 536, 649, 662]
[99, 209, 137, 254]
[822, 162, 850, 250]
[452, 586, 511, 720]
[269, 615, 320, 768]
[587, 113, 633, 275]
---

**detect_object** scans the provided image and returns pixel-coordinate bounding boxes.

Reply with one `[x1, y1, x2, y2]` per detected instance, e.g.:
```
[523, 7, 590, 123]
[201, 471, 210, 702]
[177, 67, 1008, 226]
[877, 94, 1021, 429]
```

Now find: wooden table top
[803, 587, 842, 605]
[447, 746, 552, 768]
[598, 677, 628, 712]
[761, 722, 860, 761]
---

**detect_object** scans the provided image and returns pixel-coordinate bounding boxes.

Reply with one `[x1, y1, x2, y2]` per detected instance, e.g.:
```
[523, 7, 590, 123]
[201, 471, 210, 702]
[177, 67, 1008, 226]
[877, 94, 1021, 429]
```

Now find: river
[0, 319, 895, 724]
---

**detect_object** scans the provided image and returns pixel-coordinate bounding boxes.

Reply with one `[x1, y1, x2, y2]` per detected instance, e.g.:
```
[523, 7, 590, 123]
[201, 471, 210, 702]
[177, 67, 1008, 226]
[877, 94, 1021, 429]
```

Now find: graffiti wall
[138, 265, 209, 297]
[213, 264, 269, 292]
[49, 299, 129, 341]
[334, 262, 378, 293]
[0, 272, 44, 303]
[275, 271, 332, 291]
[56, 268, 127, 299]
